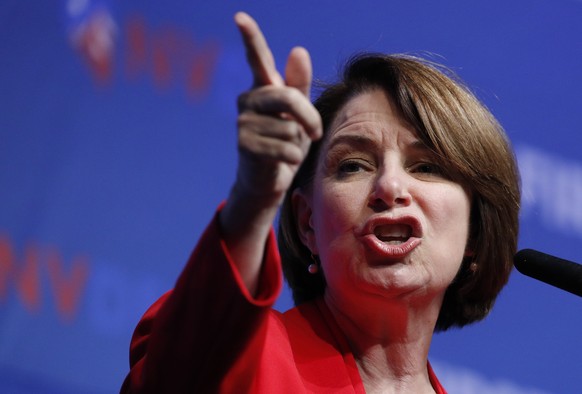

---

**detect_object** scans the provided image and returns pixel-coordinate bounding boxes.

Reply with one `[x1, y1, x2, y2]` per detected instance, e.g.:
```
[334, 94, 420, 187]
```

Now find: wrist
[220, 182, 282, 240]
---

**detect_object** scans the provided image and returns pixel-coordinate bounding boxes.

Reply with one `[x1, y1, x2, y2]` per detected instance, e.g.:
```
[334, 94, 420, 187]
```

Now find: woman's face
[301, 89, 472, 305]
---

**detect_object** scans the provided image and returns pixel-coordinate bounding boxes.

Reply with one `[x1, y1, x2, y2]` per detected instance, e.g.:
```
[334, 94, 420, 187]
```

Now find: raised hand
[219, 12, 322, 295]
[233, 12, 322, 206]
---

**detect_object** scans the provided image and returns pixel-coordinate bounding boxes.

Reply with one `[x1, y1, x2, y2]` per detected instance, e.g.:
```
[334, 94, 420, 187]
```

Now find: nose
[368, 165, 412, 211]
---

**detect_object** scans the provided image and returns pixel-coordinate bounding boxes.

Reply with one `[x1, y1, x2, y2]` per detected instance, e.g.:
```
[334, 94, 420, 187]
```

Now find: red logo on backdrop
[0, 234, 89, 323]
[69, 7, 117, 84]
[70, 8, 221, 99]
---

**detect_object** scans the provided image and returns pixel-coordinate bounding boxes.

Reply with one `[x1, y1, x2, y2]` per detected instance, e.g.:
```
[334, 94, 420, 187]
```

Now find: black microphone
[514, 249, 582, 297]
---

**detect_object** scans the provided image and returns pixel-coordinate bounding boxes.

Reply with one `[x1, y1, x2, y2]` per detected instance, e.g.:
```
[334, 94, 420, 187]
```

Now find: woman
[121, 12, 520, 393]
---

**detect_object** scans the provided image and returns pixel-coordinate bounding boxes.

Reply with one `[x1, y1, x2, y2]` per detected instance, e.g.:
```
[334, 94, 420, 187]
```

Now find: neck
[324, 291, 442, 394]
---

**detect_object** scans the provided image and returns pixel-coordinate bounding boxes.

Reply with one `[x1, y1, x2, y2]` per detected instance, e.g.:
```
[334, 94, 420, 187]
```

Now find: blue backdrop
[1, 1, 581, 393]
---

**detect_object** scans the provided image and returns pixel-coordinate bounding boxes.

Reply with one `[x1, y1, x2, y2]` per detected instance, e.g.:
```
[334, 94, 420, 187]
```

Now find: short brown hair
[278, 53, 520, 331]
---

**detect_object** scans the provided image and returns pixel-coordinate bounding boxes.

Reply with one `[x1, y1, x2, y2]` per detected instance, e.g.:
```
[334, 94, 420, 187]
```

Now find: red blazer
[121, 211, 447, 393]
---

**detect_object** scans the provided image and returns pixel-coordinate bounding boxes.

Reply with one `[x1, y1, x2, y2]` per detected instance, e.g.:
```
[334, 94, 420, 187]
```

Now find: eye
[337, 159, 370, 176]
[339, 160, 364, 174]
[410, 162, 443, 176]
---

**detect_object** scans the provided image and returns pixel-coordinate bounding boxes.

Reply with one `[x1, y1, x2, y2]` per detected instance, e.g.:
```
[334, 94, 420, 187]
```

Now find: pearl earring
[308, 254, 319, 274]
[469, 262, 478, 273]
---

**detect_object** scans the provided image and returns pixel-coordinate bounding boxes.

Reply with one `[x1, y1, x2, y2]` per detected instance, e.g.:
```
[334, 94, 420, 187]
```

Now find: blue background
[1, 1, 581, 393]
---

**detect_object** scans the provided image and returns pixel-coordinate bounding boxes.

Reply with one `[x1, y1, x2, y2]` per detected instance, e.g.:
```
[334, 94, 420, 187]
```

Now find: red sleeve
[120, 208, 283, 393]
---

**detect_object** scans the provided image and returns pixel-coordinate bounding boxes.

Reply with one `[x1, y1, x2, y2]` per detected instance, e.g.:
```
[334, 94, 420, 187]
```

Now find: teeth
[374, 224, 411, 243]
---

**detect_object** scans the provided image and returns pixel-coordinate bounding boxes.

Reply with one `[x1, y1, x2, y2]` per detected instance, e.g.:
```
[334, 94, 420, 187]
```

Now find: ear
[291, 188, 318, 255]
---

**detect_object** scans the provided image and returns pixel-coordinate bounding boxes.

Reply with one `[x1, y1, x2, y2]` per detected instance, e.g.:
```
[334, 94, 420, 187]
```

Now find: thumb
[285, 47, 312, 98]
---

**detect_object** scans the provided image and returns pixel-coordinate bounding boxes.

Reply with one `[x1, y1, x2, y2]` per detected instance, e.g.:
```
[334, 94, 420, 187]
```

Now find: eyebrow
[326, 133, 431, 153]
[326, 134, 377, 152]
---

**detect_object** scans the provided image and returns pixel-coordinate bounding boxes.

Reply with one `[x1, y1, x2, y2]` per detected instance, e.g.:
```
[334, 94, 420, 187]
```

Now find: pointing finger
[234, 12, 284, 87]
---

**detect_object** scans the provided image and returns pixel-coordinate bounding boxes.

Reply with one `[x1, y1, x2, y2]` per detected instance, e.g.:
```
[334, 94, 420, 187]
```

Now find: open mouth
[358, 216, 422, 259]
[374, 224, 412, 245]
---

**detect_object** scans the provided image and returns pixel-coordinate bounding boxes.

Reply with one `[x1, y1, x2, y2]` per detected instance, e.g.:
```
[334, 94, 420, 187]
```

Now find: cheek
[311, 182, 367, 253]
[429, 183, 471, 227]
[450, 191, 472, 240]
[428, 187, 472, 258]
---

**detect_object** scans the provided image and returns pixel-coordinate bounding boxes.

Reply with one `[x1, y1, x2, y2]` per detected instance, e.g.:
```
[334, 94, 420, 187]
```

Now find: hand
[218, 13, 322, 295]
[233, 12, 322, 208]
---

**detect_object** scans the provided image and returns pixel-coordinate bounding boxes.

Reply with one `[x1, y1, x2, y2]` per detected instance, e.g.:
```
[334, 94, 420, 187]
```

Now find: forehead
[326, 89, 419, 145]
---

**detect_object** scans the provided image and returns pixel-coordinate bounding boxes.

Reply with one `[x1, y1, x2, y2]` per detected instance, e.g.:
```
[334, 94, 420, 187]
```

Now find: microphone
[514, 249, 582, 297]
